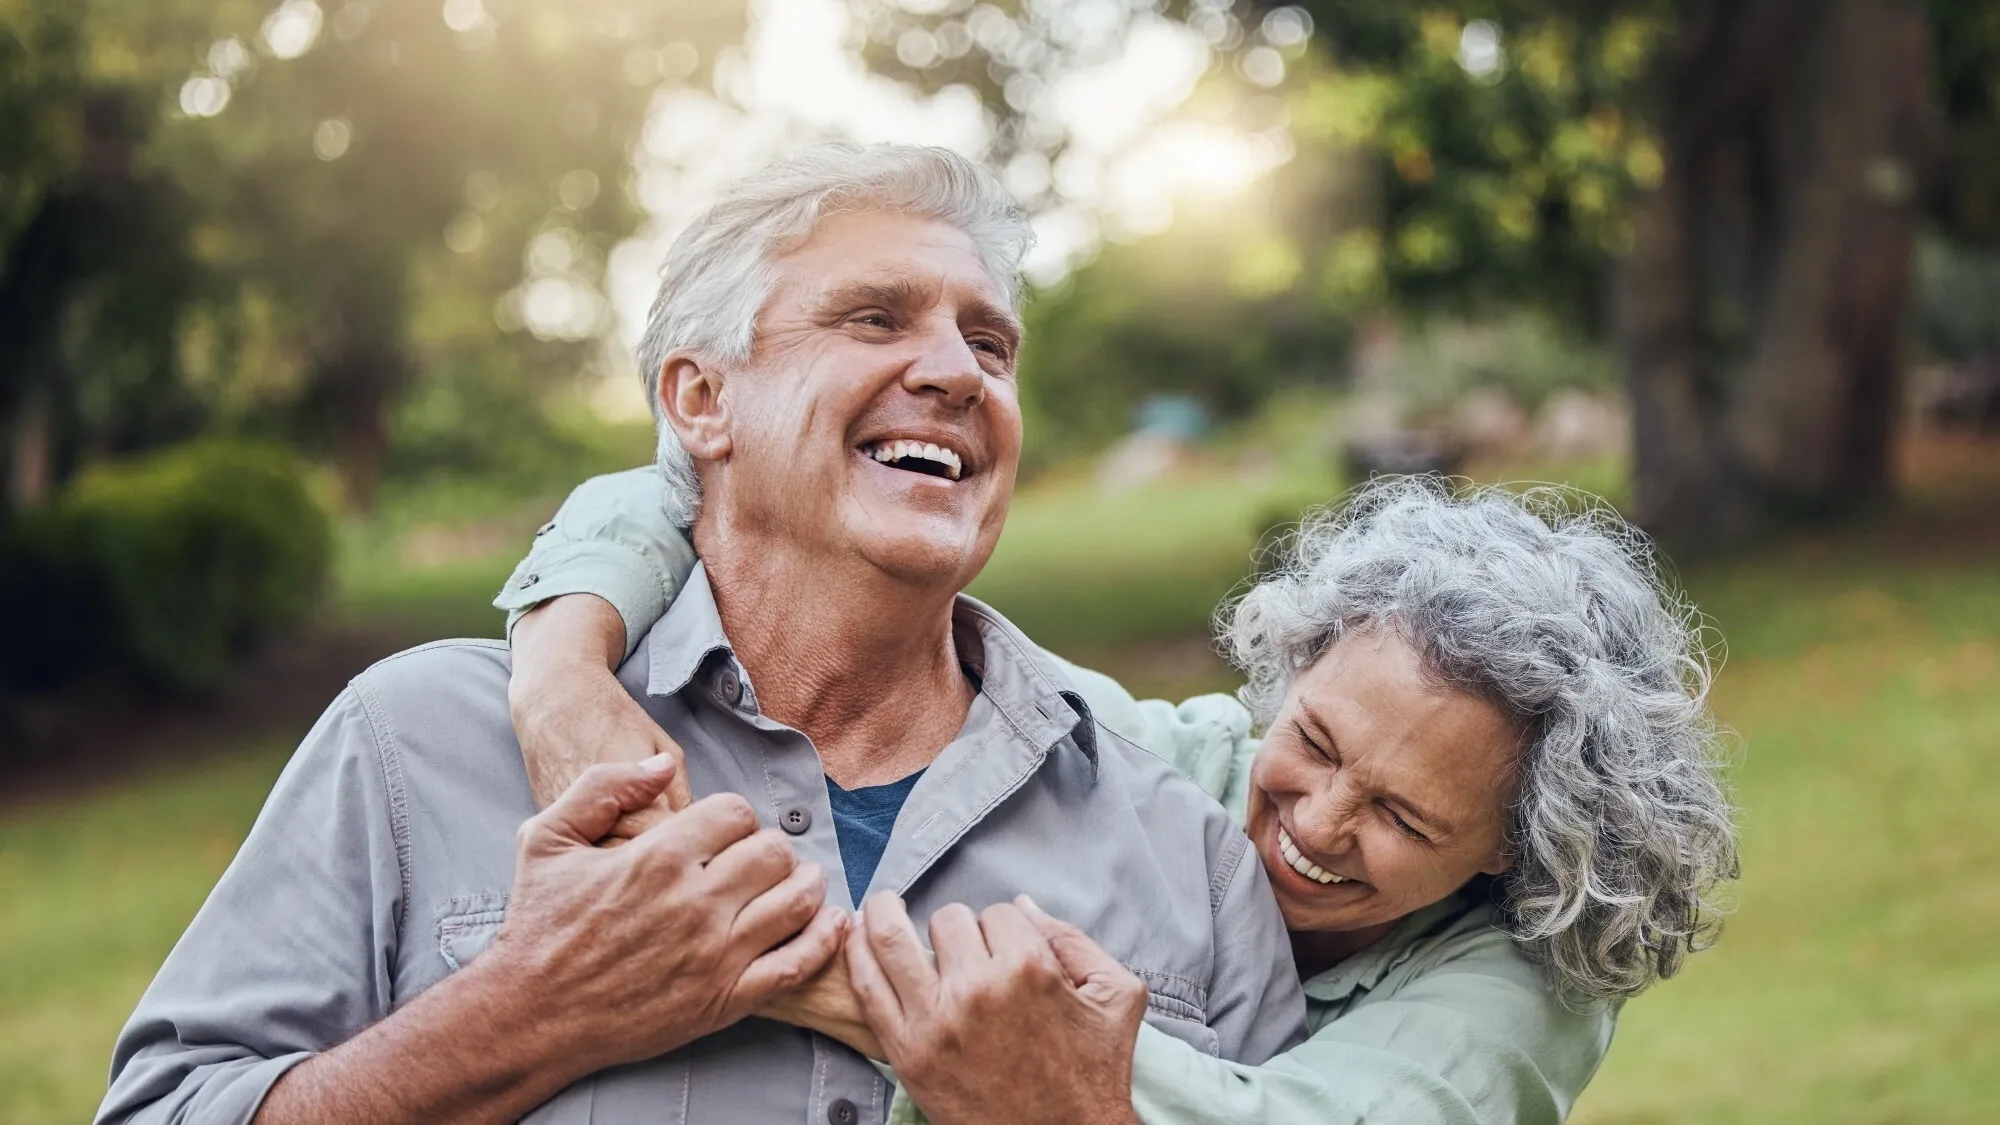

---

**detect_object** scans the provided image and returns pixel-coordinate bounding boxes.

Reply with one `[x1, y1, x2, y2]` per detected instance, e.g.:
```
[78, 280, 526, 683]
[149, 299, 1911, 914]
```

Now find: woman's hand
[756, 944, 886, 1060]
[846, 893, 1147, 1125]
[509, 594, 693, 835]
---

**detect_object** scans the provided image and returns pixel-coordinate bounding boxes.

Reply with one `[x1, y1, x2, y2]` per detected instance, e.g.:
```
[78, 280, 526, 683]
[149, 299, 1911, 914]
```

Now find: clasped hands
[493, 753, 1146, 1125]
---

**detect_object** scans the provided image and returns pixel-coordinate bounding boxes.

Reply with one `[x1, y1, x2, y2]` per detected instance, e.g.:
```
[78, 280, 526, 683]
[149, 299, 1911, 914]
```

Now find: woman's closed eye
[1294, 721, 1338, 765]
[1383, 804, 1430, 843]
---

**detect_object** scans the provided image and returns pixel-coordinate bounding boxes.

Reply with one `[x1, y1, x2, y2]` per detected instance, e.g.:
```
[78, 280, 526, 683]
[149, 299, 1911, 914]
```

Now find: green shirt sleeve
[886, 927, 1612, 1125]
[1039, 653, 1258, 813]
[1124, 949, 1614, 1125]
[492, 467, 696, 661]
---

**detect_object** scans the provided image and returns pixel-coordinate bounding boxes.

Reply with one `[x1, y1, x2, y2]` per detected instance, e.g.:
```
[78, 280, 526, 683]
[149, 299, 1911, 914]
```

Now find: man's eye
[852, 313, 894, 329]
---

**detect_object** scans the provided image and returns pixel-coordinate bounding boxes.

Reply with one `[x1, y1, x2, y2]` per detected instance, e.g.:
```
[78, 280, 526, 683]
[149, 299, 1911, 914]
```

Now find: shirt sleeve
[95, 689, 405, 1125]
[492, 466, 698, 662]
[1126, 939, 1617, 1125]
[1041, 652, 1257, 808]
[1201, 832, 1311, 1067]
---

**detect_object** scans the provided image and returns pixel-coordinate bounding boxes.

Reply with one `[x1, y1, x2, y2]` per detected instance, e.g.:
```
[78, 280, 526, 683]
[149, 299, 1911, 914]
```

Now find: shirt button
[717, 667, 743, 705]
[519, 573, 539, 588]
[827, 1098, 858, 1125]
[781, 806, 812, 835]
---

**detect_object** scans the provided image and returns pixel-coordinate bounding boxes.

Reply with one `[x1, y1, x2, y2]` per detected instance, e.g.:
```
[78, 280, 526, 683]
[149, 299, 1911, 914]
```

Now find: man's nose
[901, 322, 985, 409]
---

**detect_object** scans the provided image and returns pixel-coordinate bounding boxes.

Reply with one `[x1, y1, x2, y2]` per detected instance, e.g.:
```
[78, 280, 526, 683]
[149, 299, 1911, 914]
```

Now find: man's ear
[657, 352, 731, 463]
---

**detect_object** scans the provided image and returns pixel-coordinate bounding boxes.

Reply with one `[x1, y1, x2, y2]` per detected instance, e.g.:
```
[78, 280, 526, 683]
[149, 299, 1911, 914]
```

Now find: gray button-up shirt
[99, 566, 1307, 1125]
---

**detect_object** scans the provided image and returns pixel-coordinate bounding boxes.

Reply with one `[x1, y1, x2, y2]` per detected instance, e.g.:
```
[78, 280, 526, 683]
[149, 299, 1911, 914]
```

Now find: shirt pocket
[1131, 968, 1222, 1057]
[434, 895, 690, 1125]
[436, 893, 510, 972]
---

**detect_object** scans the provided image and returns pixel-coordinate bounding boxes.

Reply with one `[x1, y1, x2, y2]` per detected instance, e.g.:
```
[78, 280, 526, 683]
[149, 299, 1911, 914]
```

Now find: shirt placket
[699, 658, 895, 1125]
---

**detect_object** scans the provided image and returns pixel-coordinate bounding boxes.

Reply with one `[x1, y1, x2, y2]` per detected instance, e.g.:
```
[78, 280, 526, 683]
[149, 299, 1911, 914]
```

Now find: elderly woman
[498, 473, 1737, 1123]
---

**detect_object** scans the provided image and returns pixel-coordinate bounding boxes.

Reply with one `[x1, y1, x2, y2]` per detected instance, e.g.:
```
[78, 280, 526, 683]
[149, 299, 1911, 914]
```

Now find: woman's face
[1245, 630, 1521, 943]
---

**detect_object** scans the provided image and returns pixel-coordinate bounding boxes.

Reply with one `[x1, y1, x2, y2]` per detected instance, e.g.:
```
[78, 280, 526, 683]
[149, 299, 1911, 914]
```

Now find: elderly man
[99, 143, 1305, 1125]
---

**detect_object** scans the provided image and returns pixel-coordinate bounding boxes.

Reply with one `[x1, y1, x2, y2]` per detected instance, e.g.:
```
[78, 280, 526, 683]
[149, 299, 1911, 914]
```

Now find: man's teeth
[1278, 826, 1345, 885]
[867, 439, 963, 480]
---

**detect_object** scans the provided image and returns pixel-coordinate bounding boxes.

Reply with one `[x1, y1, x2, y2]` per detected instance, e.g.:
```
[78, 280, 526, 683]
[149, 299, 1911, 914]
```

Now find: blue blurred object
[1134, 394, 1210, 441]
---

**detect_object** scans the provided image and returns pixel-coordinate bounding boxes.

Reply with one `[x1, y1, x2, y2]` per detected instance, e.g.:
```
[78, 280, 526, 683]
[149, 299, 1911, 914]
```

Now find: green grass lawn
[4, 470, 1998, 1124]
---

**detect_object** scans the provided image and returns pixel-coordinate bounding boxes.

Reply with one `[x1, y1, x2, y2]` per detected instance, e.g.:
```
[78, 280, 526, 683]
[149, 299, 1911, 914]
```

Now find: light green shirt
[497, 467, 1618, 1125]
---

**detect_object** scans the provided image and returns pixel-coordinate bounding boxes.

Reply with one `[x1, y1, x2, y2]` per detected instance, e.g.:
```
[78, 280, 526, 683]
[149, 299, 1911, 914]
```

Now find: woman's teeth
[1278, 826, 1346, 885]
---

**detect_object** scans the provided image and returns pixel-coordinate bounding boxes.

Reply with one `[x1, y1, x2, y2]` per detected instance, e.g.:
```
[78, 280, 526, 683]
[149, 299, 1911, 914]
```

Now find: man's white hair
[635, 142, 1034, 526]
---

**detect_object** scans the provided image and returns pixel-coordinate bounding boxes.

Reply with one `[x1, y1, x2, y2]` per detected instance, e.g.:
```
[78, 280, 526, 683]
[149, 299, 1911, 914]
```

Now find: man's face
[690, 210, 1023, 588]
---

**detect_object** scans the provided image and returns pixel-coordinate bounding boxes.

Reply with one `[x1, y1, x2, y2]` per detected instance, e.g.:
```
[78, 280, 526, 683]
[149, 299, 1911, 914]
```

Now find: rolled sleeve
[493, 467, 698, 661]
[1127, 947, 1616, 1125]
[96, 689, 404, 1125]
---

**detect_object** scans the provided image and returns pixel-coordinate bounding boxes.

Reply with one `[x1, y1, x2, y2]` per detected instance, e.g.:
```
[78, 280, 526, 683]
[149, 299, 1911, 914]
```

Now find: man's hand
[256, 756, 845, 1125]
[509, 593, 692, 833]
[845, 893, 1147, 1125]
[486, 755, 847, 1072]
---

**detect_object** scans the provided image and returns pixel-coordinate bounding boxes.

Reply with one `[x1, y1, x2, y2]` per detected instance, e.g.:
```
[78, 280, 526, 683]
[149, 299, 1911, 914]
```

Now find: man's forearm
[253, 953, 593, 1125]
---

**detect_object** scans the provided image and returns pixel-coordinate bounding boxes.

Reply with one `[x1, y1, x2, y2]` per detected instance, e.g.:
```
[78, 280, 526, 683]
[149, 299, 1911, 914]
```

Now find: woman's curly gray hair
[1223, 476, 1738, 1002]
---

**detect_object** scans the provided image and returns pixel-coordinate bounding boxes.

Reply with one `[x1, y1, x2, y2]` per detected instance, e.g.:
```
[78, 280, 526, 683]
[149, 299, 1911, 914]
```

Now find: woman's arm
[1115, 958, 1613, 1125]
[494, 466, 697, 662]
[883, 912, 1613, 1125]
[496, 468, 701, 817]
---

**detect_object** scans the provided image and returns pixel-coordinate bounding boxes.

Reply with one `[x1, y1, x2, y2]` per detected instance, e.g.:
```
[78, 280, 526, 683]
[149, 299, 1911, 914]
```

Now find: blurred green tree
[1, 0, 747, 510]
[855, 0, 2000, 550]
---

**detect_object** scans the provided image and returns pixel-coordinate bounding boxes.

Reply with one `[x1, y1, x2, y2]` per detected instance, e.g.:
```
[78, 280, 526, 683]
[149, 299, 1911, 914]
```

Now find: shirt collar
[644, 561, 735, 699]
[639, 565, 1099, 775]
[1301, 887, 1485, 1004]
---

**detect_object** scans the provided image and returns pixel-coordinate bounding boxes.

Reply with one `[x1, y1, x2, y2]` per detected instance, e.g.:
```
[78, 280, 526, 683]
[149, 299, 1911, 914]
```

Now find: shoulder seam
[348, 676, 415, 953]
[1208, 827, 1250, 917]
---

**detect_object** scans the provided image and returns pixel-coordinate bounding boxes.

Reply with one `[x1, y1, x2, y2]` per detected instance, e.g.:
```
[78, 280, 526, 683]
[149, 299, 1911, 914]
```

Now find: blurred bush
[0, 440, 331, 696]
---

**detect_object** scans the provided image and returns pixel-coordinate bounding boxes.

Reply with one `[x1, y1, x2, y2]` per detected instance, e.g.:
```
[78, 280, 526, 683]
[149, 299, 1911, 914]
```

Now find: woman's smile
[1276, 824, 1351, 885]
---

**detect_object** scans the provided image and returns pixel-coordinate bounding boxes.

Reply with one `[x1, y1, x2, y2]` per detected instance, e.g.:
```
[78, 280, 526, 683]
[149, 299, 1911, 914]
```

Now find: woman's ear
[658, 352, 731, 463]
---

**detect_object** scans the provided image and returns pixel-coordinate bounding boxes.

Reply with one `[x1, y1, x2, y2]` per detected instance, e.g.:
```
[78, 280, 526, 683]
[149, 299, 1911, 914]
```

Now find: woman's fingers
[523, 755, 677, 851]
[1016, 895, 1147, 1011]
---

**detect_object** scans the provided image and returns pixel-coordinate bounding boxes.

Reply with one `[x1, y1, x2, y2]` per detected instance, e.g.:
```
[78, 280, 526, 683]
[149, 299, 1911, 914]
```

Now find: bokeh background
[4, 1, 1999, 1122]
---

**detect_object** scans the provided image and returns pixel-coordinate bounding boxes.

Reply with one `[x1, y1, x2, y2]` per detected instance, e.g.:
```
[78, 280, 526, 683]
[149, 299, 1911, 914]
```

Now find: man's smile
[861, 437, 965, 480]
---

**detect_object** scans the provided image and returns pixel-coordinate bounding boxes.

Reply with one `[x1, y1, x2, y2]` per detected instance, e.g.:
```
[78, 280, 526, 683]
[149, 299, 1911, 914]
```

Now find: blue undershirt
[824, 770, 925, 906]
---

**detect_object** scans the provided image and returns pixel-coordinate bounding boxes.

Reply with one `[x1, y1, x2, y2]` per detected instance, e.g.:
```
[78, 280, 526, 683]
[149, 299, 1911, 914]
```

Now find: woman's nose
[1296, 785, 1363, 854]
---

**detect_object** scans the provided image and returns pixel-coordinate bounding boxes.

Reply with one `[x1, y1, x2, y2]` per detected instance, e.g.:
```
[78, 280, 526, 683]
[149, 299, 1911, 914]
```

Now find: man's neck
[698, 533, 975, 789]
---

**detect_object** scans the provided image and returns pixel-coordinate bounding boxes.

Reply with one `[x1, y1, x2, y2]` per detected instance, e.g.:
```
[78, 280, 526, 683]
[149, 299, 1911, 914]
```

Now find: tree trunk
[7, 389, 53, 508]
[1621, 0, 1935, 552]
[322, 340, 404, 514]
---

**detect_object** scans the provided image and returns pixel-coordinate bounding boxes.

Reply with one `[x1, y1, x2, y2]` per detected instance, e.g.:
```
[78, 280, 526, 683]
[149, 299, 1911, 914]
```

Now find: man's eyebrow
[959, 295, 1024, 349]
[810, 276, 927, 316]
[810, 275, 1023, 348]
